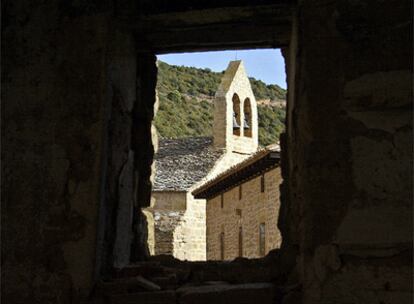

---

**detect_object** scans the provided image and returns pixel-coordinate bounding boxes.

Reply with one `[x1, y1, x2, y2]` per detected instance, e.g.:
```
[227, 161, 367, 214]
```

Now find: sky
[157, 49, 286, 89]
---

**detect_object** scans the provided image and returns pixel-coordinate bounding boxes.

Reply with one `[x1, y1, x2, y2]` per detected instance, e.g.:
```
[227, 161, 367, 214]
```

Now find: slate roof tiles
[153, 137, 224, 191]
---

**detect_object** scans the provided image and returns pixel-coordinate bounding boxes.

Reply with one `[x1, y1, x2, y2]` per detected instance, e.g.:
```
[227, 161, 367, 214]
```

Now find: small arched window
[243, 98, 252, 138]
[232, 94, 241, 136]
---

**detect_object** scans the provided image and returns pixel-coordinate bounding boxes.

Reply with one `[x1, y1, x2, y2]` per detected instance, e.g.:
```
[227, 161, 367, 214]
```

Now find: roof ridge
[159, 136, 213, 141]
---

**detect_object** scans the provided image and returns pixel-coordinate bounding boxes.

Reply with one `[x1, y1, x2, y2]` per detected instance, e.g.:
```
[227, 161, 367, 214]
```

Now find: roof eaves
[192, 147, 280, 199]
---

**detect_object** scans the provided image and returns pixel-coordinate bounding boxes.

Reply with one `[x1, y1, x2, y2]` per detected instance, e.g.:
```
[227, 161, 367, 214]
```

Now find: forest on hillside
[154, 61, 286, 146]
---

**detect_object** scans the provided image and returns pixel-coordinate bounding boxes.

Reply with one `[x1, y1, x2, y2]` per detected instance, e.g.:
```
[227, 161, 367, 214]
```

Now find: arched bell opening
[232, 94, 241, 136]
[243, 98, 252, 138]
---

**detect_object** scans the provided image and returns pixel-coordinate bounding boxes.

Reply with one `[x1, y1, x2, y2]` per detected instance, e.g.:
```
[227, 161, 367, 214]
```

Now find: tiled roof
[192, 144, 280, 199]
[153, 137, 224, 191]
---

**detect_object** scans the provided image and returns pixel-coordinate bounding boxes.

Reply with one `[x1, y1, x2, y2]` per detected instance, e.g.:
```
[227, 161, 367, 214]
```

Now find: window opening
[220, 232, 225, 260]
[259, 223, 266, 257]
[243, 98, 252, 137]
[233, 94, 241, 136]
[261, 174, 265, 193]
[239, 184, 242, 200]
[145, 49, 286, 262]
[238, 226, 243, 257]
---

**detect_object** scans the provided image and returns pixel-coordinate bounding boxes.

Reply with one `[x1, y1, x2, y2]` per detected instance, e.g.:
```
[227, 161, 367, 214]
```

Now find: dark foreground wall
[284, 0, 412, 302]
[2, 1, 156, 302]
[3, 3, 110, 302]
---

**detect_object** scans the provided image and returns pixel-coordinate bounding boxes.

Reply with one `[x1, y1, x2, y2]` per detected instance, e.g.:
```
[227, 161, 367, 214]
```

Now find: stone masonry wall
[151, 192, 187, 211]
[2, 2, 114, 301]
[283, 1, 413, 302]
[173, 194, 207, 261]
[147, 192, 206, 261]
[3, 8, 157, 297]
[154, 210, 185, 255]
[206, 168, 282, 260]
[146, 192, 185, 256]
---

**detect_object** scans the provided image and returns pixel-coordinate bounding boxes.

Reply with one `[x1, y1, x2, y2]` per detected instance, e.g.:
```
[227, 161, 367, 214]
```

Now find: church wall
[147, 192, 186, 256]
[206, 168, 282, 260]
[206, 151, 251, 180]
[173, 194, 207, 261]
[152, 191, 187, 211]
[147, 191, 206, 261]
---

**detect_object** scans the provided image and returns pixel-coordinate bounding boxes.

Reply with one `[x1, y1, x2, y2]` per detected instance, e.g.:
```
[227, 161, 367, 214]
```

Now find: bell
[243, 114, 250, 129]
[233, 112, 240, 130]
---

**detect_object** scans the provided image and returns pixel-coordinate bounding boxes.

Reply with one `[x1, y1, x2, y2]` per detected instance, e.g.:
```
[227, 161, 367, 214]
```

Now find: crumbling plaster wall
[2, 1, 155, 302]
[3, 3, 110, 302]
[283, 0, 413, 303]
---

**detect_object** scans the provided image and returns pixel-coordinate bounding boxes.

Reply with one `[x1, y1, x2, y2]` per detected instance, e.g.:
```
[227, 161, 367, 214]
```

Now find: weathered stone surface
[115, 262, 166, 279]
[135, 276, 162, 291]
[113, 151, 135, 268]
[95, 276, 160, 297]
[178, 283, 276, 304]
[313, 245, 341, 282]
[110, 290, 176, 304]
[314, 251, 413, 304]
[150, 274, 179, 290]
[343, 71, 412, 110]
[284, 0, 413, 303]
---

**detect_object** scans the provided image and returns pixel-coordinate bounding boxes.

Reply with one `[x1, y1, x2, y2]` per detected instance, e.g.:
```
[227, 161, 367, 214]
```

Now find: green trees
[167, 90, 182, 102]
[155, 61, 286, 146]
[249, 78, 286, 100]
[257, 106, 285, 146]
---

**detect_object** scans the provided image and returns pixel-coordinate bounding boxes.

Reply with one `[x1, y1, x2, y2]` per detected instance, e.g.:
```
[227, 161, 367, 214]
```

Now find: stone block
[110, 291, 176, 304]
[151, 274, 178, 290]
[95, 276, 160, 296]
[177, 283, 275, 304]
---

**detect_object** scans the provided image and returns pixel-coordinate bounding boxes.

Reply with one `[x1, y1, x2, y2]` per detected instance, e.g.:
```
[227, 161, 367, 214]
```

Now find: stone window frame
[97, 3, 293, 274]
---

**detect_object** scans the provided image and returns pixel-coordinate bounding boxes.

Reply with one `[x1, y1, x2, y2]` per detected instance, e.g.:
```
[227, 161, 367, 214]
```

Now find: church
[146, 60, 282, 260]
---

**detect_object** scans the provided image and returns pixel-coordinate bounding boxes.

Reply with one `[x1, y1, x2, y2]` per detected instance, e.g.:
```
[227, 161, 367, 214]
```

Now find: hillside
[155, 61, 286, 146]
